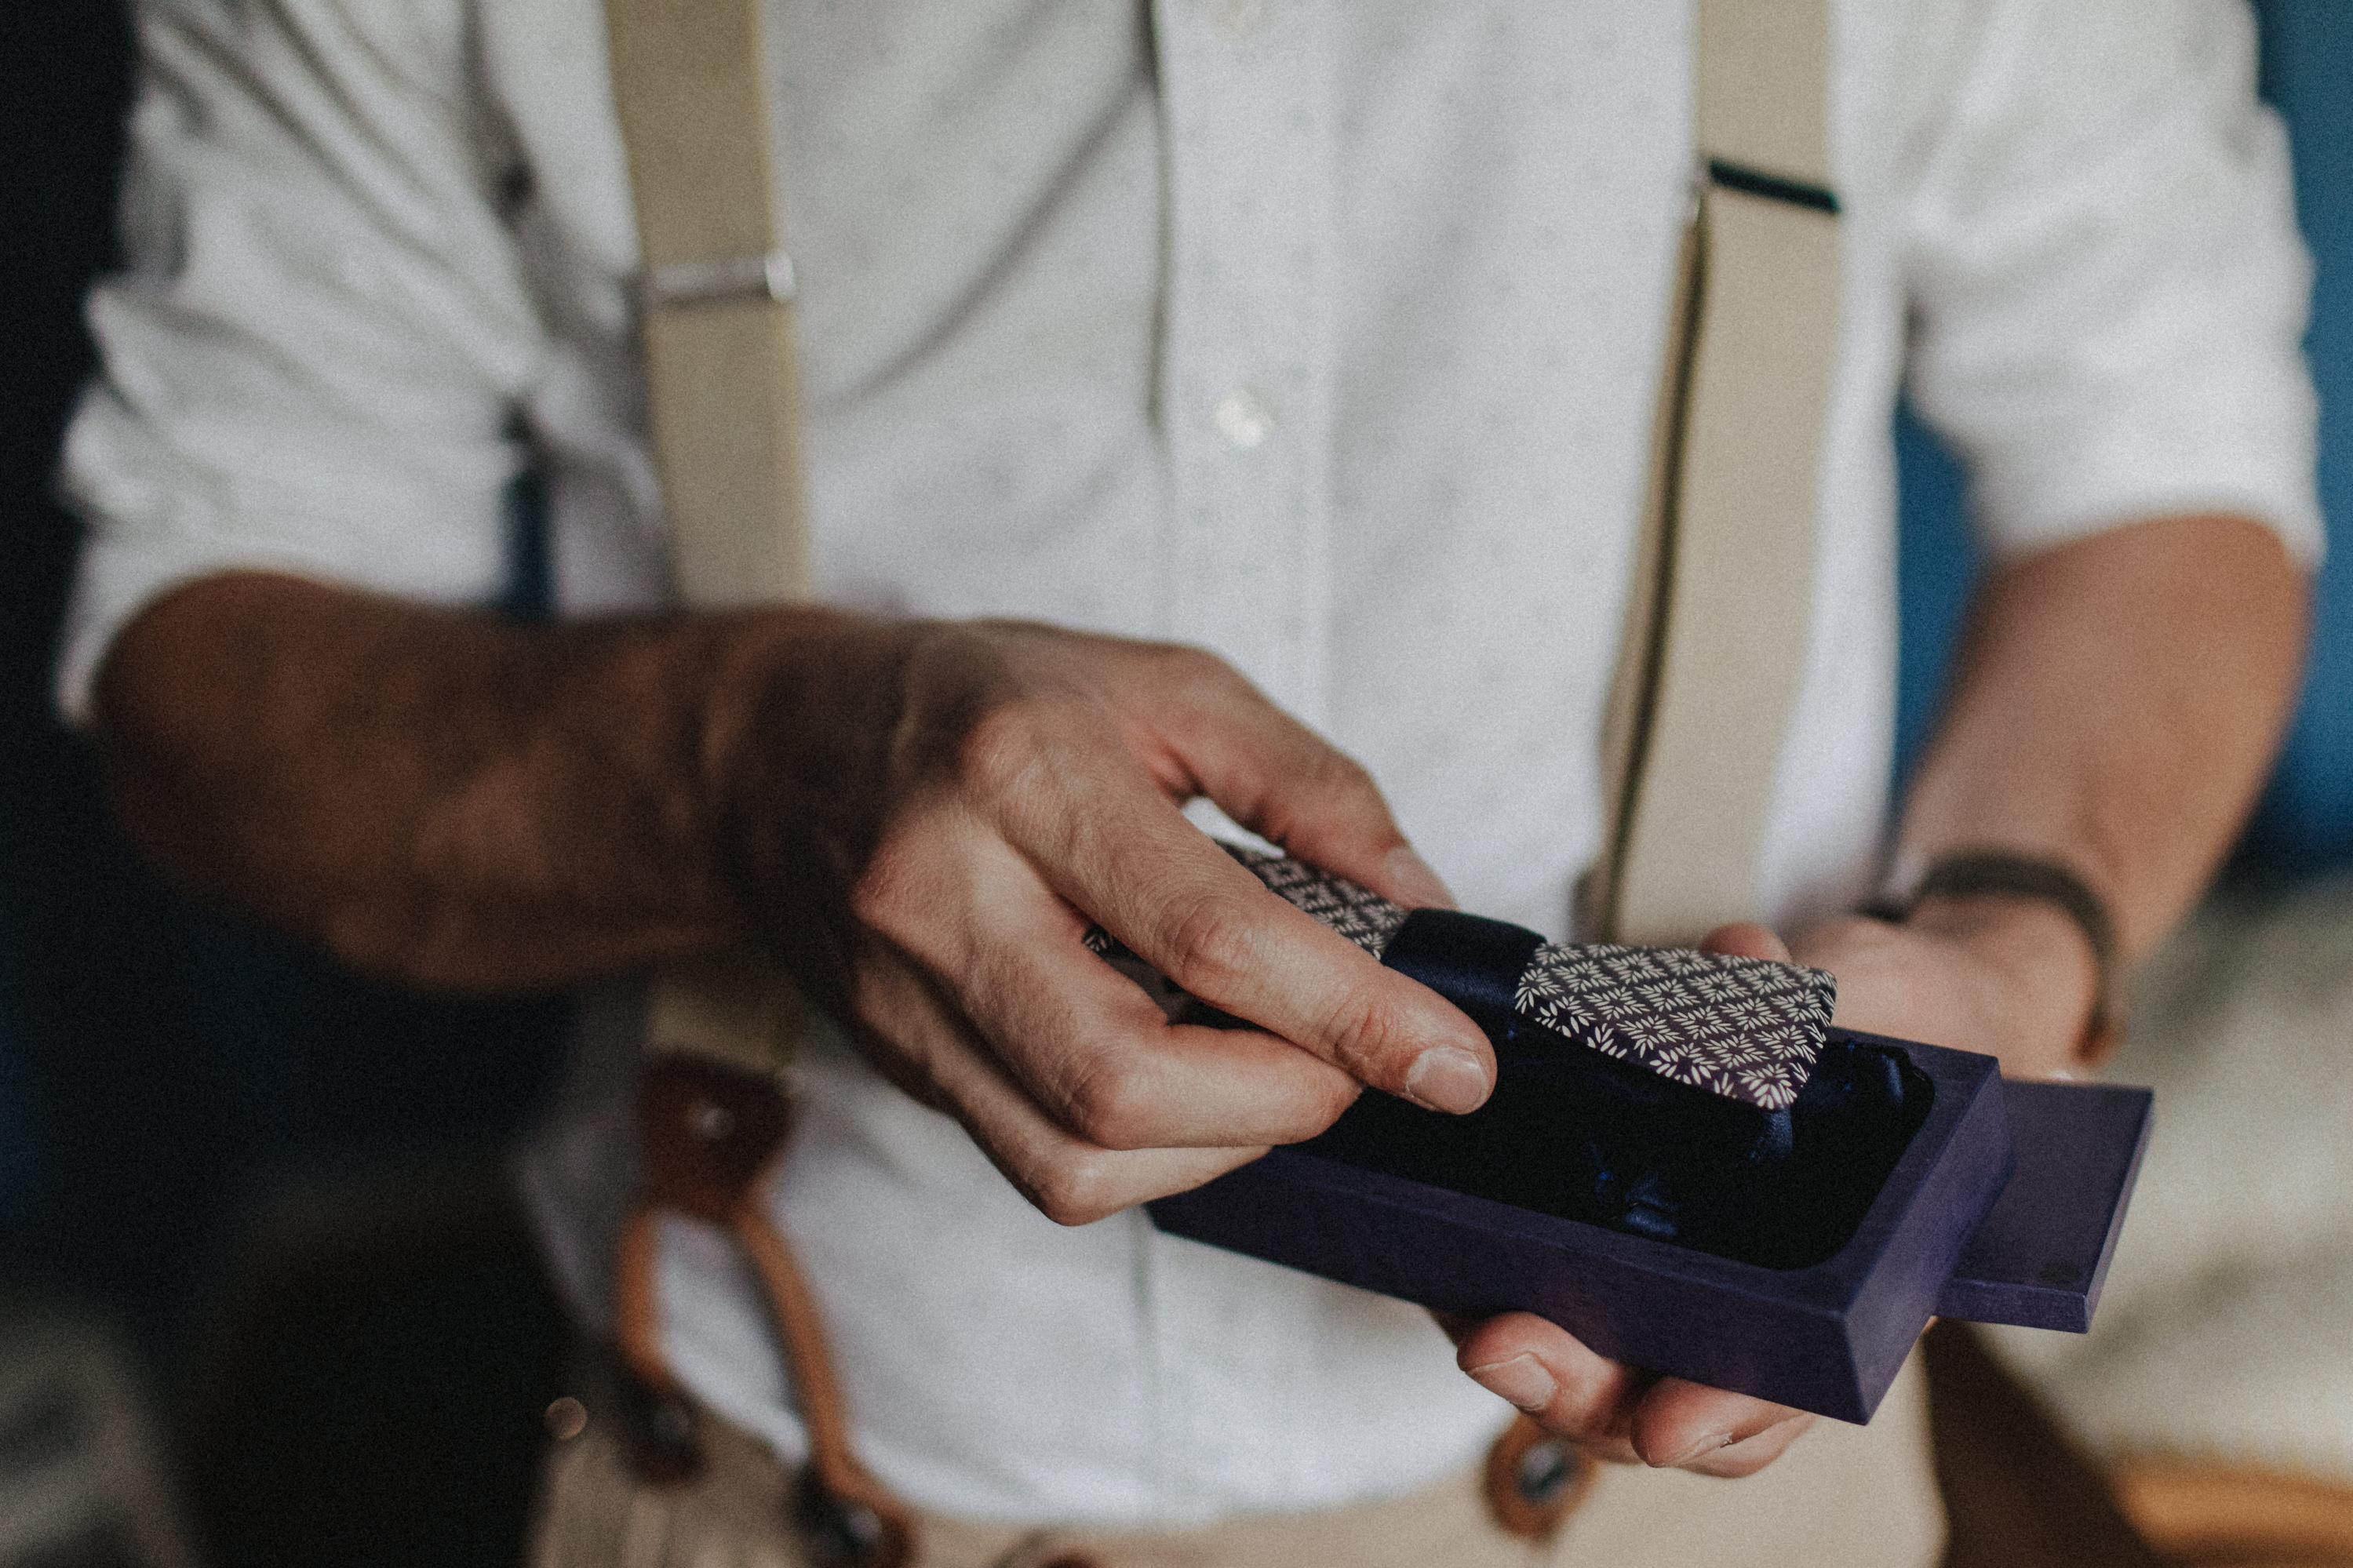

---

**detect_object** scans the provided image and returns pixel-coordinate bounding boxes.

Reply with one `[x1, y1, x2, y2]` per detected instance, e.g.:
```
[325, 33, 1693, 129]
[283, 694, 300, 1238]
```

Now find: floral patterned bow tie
[1091, 844, 1836, 1112]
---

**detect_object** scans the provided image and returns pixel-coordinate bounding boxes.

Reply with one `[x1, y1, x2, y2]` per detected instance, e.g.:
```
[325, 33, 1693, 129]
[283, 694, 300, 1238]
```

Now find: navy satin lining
[1311, 906, 1931, 1269]
[1375, 908, 1545, 1028]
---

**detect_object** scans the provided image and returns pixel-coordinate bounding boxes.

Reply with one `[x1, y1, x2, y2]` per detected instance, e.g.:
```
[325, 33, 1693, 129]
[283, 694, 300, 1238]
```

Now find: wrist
[698, 607, 921, 938]
[1865, 850, 2121, 1068]
[1911, 894, 2105, 1068]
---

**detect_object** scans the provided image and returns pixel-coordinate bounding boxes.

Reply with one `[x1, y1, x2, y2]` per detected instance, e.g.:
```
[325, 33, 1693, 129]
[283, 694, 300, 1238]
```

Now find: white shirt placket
[1153, 0, 1339, 733]
[1145, 0, 1344, 1510]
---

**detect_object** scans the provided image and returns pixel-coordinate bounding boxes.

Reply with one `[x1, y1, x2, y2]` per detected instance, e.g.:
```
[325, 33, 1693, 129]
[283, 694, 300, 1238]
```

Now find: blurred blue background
[2245, 0, 2353, 869]
[1893, 0, 2353, 882]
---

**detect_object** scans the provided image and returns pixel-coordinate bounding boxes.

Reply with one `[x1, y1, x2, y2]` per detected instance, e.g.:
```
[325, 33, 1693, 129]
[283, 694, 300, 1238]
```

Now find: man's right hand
[93, 574, 1833, 1485]
[709, 617, 1493, 1222]
[94, 578, 1494, 1223]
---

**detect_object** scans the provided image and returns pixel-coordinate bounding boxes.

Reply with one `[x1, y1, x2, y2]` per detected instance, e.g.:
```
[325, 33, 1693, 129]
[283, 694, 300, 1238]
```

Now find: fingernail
[1468, 1354, 1557, 1413]
[1404, 1046, 1491, 1114]
[1659, 1430, 1733, 1469]
[1382, 845, 1456, 910]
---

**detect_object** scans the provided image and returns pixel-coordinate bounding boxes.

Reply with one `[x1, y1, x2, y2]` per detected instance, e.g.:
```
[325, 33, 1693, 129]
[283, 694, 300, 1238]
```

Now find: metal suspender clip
[642, 249, 799, 312]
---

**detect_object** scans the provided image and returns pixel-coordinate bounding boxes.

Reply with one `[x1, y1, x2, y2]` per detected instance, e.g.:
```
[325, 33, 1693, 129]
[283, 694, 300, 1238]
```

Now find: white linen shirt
[60, 0, 2320, 1528]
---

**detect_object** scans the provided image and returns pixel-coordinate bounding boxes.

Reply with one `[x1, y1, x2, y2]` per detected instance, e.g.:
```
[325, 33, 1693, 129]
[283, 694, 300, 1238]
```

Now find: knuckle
[1150, 639, 1234, 687]
[846, 836, 923, 937]
[1256, 1064, 1361, 1143]
[1026, 1151, 1124, 1228]
[1145, 642, 1256, 710]
[1256, 748, 1390, 852]
[1157, 893, 1255, 995]
[1314, 977, 1412, 1079]
[951, 690, 1114, 825]
[1305, 751, 1393, 831]
[1060, 1056, 1157, 1151]
[1310, 748, 1380, 803]
[1288, 1071, 1363, 1139]
[952, 698, 1053, 801]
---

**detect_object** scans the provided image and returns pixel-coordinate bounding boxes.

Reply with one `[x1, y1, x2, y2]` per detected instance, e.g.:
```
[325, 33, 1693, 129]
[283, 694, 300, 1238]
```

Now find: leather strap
[1482, 1413, 1594, 1542]
[614, 1057, 916, 1566]
[1863, 851, 2124, 1064]
[1588, 0, 1843, 947]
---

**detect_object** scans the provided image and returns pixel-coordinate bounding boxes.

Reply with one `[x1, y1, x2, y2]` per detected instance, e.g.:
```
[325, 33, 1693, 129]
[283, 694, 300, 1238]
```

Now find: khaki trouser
[530, 1351, 1942, 1568]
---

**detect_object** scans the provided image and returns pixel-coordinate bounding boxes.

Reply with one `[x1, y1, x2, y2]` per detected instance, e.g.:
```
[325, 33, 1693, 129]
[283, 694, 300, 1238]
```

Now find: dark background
[2, 4, 2349, 1564]
[0, 9, 569, 1562]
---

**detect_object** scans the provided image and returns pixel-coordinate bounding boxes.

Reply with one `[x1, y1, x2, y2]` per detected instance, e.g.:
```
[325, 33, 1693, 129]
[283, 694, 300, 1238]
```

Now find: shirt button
[1210, 0, 1270, 41]
[1213, 384, 1278, 449]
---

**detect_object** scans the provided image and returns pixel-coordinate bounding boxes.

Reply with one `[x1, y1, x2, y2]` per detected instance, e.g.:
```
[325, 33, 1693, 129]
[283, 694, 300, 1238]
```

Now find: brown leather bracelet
[1860, 851, 2122, 1065]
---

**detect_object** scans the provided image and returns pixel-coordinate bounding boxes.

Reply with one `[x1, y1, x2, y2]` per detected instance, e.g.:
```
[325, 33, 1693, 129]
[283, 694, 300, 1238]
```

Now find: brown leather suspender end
[1484, 1413, 1595, 1543]
[614, 1056, 915, 1567]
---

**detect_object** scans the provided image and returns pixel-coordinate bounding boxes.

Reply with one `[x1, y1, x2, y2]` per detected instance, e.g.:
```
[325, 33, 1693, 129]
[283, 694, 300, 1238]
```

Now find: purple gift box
[1147, 1031, 2151, 1424]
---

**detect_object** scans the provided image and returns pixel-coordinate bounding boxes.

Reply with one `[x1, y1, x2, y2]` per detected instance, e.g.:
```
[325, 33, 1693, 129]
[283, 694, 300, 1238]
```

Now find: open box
[1148, 1031, 2151, 1424]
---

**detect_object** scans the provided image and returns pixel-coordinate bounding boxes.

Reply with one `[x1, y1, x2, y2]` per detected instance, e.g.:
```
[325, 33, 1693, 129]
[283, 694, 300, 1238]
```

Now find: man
[61, 1, 2317, 1563]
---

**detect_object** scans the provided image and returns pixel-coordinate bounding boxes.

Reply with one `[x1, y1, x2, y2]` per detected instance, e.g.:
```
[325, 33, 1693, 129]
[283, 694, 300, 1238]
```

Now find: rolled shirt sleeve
[1901, 0, 2323, 567]
[56, 0, 548, 721]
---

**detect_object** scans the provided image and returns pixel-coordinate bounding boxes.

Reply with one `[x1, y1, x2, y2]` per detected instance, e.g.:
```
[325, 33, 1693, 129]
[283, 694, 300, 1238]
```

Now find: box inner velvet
[1299, 1031, 1935, 1271]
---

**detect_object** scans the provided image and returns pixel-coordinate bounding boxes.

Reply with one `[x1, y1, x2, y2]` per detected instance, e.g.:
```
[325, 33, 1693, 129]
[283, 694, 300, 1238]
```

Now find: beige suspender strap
[606, 0, 811, 609]
[1695, 0, 1837, 191]
[604, 0, 810, 1071]
[602, 8, 913, 1560]
[1588, 0, 1843, 947]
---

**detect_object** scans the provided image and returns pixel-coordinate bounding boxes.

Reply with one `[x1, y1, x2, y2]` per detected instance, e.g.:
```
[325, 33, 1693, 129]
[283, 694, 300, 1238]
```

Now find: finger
[1454, 1312, 1654, 1464]
[1097, 646, 1457, 911]
[974, 941, 1370, 1150]
[1626, 1376, 1814, 1474]
[1680, 1413, 1816, 1479]
[846, 937, 1266, 1224]
[976, 753, 1495, 1114]
[881, 829, 1370, 1147]
[1082, 826, 1492, 1113]
[1699, 921, 1794, 964]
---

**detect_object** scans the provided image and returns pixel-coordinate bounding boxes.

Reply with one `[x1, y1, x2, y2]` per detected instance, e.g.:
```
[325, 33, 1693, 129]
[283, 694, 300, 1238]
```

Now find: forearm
[1897, 515, 2306, 953]
[91, 571, 877, 992]
[93, 568, 1503, 1223]
[1839, 514, 2308, 1068]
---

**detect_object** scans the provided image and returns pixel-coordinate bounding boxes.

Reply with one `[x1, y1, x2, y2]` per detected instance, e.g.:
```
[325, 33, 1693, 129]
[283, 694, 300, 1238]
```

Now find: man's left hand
[1790, 897, 2102, 1082]
[1450, 894, 2099, 1473]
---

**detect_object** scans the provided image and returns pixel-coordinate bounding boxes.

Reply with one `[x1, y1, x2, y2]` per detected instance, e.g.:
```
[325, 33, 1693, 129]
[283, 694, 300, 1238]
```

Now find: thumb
[1697, 921, 1792, 963]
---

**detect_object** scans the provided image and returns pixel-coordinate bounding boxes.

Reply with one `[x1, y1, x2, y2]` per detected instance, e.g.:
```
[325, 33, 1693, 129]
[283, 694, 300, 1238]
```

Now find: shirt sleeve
[56, 0, 548, 722]
[1902, 0, 2324, 566]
